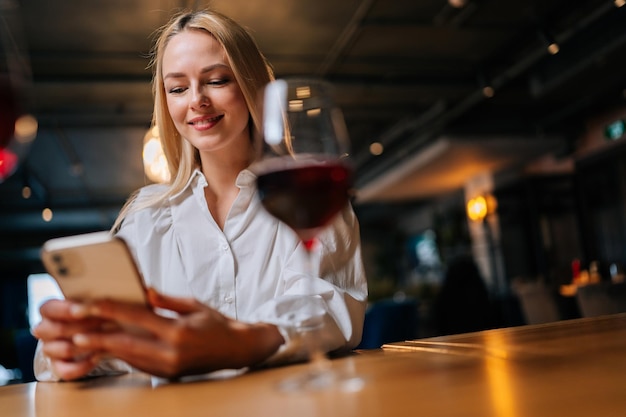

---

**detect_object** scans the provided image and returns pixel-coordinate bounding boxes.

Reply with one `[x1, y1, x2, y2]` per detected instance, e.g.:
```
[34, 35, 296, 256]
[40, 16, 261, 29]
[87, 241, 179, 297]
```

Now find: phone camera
[51, 253, 69, 277]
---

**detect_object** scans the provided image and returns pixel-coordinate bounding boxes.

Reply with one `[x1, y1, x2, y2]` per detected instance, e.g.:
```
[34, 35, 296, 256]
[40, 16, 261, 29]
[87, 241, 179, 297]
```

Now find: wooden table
[2, 314, 626, 417]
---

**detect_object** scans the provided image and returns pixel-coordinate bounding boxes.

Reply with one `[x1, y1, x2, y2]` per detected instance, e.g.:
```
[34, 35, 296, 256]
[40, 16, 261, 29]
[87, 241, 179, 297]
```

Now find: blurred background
[2, 0, 626, 383]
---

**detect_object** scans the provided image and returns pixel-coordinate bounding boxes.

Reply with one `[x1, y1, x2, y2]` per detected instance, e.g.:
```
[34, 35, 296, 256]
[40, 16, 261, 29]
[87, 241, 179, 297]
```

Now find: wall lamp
[466, 194, 497, 222]
[143, 125, 170, 183]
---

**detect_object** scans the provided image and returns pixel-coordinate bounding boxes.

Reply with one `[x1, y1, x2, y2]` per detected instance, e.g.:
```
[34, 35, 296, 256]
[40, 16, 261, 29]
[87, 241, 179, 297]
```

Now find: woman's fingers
[73, 332, 179, 378]
[39, 339, 101, 381]
[41, 339, 97, 361]
[80, 291, 207, 338]
[84, 299, 175, 337]
[51, 356, 100, 381]
[35, 293, 283, 380]
[39, 298, 77, 321]
[147, 288, 203, 315]
[33, 316, 105, 340]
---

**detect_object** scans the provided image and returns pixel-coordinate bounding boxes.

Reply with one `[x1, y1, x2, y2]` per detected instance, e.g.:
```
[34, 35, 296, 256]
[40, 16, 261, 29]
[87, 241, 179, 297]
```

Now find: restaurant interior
[2, 0, 626, 385]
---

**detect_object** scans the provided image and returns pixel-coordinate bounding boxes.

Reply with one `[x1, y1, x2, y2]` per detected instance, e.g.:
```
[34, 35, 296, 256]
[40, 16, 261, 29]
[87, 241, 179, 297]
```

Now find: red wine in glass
[256, 161, 353, 250]
[255, 77, 362, 392]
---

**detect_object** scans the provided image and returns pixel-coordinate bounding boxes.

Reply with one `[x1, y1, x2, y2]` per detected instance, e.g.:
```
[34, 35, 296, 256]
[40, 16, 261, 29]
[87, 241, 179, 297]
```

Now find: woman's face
[161, 29, 250, 155]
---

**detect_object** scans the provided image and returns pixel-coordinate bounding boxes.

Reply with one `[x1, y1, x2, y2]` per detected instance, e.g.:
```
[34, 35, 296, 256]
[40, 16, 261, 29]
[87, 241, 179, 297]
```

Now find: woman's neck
[198, 141, 254, 229]
[199, 145, 253, 190]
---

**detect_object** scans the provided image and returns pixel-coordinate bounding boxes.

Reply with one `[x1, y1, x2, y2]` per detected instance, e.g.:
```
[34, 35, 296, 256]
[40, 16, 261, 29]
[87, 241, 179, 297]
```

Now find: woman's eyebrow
[163, 63, 231, 80]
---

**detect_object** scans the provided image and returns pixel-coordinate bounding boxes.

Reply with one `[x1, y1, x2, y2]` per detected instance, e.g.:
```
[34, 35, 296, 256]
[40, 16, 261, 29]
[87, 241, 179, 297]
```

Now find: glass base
[276, 355, 365, 393]
[277, 368, 336, 392]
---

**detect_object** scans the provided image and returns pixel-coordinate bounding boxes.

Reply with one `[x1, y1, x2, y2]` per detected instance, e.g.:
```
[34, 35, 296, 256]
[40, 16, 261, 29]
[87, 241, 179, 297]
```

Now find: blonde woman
[33, 9, 367, 381]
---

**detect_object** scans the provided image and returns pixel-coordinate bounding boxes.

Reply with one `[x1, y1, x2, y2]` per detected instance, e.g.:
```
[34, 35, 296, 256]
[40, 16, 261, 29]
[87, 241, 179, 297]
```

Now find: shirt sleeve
[252, 203, 369, 365]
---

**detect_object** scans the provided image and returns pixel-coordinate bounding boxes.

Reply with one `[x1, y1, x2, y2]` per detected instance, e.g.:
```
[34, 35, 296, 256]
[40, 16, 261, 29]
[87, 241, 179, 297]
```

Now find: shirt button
[224, 295, 234, 303]
[221, 244, 229, 251]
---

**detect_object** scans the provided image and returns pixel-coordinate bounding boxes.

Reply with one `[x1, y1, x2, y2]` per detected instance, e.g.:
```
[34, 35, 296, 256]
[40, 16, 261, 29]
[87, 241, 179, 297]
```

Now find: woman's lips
[188, 115, 224, 130]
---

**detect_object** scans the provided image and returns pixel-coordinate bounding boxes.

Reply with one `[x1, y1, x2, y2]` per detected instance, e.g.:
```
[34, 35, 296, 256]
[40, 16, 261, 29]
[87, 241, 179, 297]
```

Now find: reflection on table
[3, 314, 626, 417]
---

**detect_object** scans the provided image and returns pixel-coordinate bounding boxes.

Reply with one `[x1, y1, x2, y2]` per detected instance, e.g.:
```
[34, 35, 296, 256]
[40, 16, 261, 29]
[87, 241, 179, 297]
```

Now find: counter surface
[3, 314, 626, 417]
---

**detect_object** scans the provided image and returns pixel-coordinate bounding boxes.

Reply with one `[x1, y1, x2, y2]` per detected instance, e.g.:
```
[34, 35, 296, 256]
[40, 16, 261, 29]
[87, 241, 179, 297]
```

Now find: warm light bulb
[615, 0, 625, 7]
[42, 208, 53, 222]
[467, 196, 488, 221]
[482, 86, 495, 98]
[369, 142, 384, 156]
[448, 0, 467, 8]
[547, 42, 560, 55]
[143, 128, 170, 183]
[14, 114, 38, 143]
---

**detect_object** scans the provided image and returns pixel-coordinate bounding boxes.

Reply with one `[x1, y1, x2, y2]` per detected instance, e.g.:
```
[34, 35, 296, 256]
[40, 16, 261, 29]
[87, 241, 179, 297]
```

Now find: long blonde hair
[113, 9, 274, 231]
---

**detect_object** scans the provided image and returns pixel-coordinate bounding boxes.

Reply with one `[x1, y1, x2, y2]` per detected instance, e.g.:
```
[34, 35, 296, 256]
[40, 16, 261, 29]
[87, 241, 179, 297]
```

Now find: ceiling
[1, 0, 626, 270]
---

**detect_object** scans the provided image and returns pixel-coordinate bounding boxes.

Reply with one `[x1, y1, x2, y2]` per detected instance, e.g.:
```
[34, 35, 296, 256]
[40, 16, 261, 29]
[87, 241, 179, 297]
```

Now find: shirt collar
[236, 168, 257, 188]
[169, 167, 257, 201]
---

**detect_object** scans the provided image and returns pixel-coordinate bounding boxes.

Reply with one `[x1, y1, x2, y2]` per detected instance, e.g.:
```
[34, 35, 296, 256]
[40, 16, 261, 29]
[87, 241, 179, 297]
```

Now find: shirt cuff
[258, 325, 307, 366]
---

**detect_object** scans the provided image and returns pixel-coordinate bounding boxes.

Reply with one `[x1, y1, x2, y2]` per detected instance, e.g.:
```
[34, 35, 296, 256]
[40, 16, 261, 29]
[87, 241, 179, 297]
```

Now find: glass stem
[302, 239, 329, 366]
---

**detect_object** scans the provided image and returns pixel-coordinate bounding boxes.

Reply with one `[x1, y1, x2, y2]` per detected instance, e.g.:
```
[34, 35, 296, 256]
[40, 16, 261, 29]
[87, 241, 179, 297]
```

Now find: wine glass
[253, 77, 358, 391]
[0, 4, 37, 183]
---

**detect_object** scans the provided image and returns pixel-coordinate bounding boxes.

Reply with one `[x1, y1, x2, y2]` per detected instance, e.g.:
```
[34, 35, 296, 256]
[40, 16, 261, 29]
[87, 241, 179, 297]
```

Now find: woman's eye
[207, 79, 229, 86]
[168, 86, 186, 94]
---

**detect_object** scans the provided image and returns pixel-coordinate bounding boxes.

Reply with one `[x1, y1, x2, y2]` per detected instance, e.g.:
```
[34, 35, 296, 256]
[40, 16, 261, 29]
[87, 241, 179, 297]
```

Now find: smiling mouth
[189, 115, 224, 127]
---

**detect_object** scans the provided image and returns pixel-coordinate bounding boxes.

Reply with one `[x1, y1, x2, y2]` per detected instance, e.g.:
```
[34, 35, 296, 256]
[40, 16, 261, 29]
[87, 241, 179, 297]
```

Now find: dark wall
[576, 142, 626, 274]
[497, 174, 582, 288]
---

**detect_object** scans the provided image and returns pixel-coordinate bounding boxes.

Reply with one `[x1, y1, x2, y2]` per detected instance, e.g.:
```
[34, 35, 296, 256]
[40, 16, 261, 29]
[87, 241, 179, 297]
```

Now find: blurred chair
[356, 296, 419, 349]
[576, 282, 626, 318]
[513, 280, 561, 325]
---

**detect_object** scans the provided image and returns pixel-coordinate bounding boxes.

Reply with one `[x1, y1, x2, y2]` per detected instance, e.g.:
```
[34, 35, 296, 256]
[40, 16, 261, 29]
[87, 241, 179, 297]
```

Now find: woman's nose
[190, 87, 209, 108]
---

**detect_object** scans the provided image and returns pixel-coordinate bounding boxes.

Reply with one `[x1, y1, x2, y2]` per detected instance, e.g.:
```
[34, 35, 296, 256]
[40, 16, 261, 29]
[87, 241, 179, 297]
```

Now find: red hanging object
[0, 147, 18, 180]
[0, 4, 37, 183]
[0, 74, 30, 182]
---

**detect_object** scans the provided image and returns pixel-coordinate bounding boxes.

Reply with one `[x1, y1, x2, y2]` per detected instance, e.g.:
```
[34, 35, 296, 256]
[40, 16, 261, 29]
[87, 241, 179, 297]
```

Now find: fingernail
[70, 304, 89, 318]
[71, 303, 100, 318]
[73, 333, 90, 347]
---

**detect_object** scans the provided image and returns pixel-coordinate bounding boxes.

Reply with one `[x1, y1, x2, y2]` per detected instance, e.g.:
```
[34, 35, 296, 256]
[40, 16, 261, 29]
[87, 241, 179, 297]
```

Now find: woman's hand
[68, 289, 284, 379]
[32, 299, 112, 380]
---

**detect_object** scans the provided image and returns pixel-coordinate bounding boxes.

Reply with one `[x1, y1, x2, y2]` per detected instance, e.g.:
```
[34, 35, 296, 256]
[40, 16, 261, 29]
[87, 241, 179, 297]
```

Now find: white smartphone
[40, 231, 148, 305]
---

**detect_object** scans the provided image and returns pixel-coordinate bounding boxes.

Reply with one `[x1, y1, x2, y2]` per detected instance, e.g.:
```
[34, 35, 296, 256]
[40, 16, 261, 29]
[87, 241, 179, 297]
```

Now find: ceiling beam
[354, 1, 622, 188]
[316, 0, 377, 75]
[529, 6, 626, 98]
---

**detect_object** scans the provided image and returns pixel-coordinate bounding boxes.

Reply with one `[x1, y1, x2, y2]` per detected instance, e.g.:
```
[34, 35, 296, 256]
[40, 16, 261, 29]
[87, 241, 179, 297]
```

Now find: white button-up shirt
[116, 168, 368, 362]
[34, 168, 367, 381]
